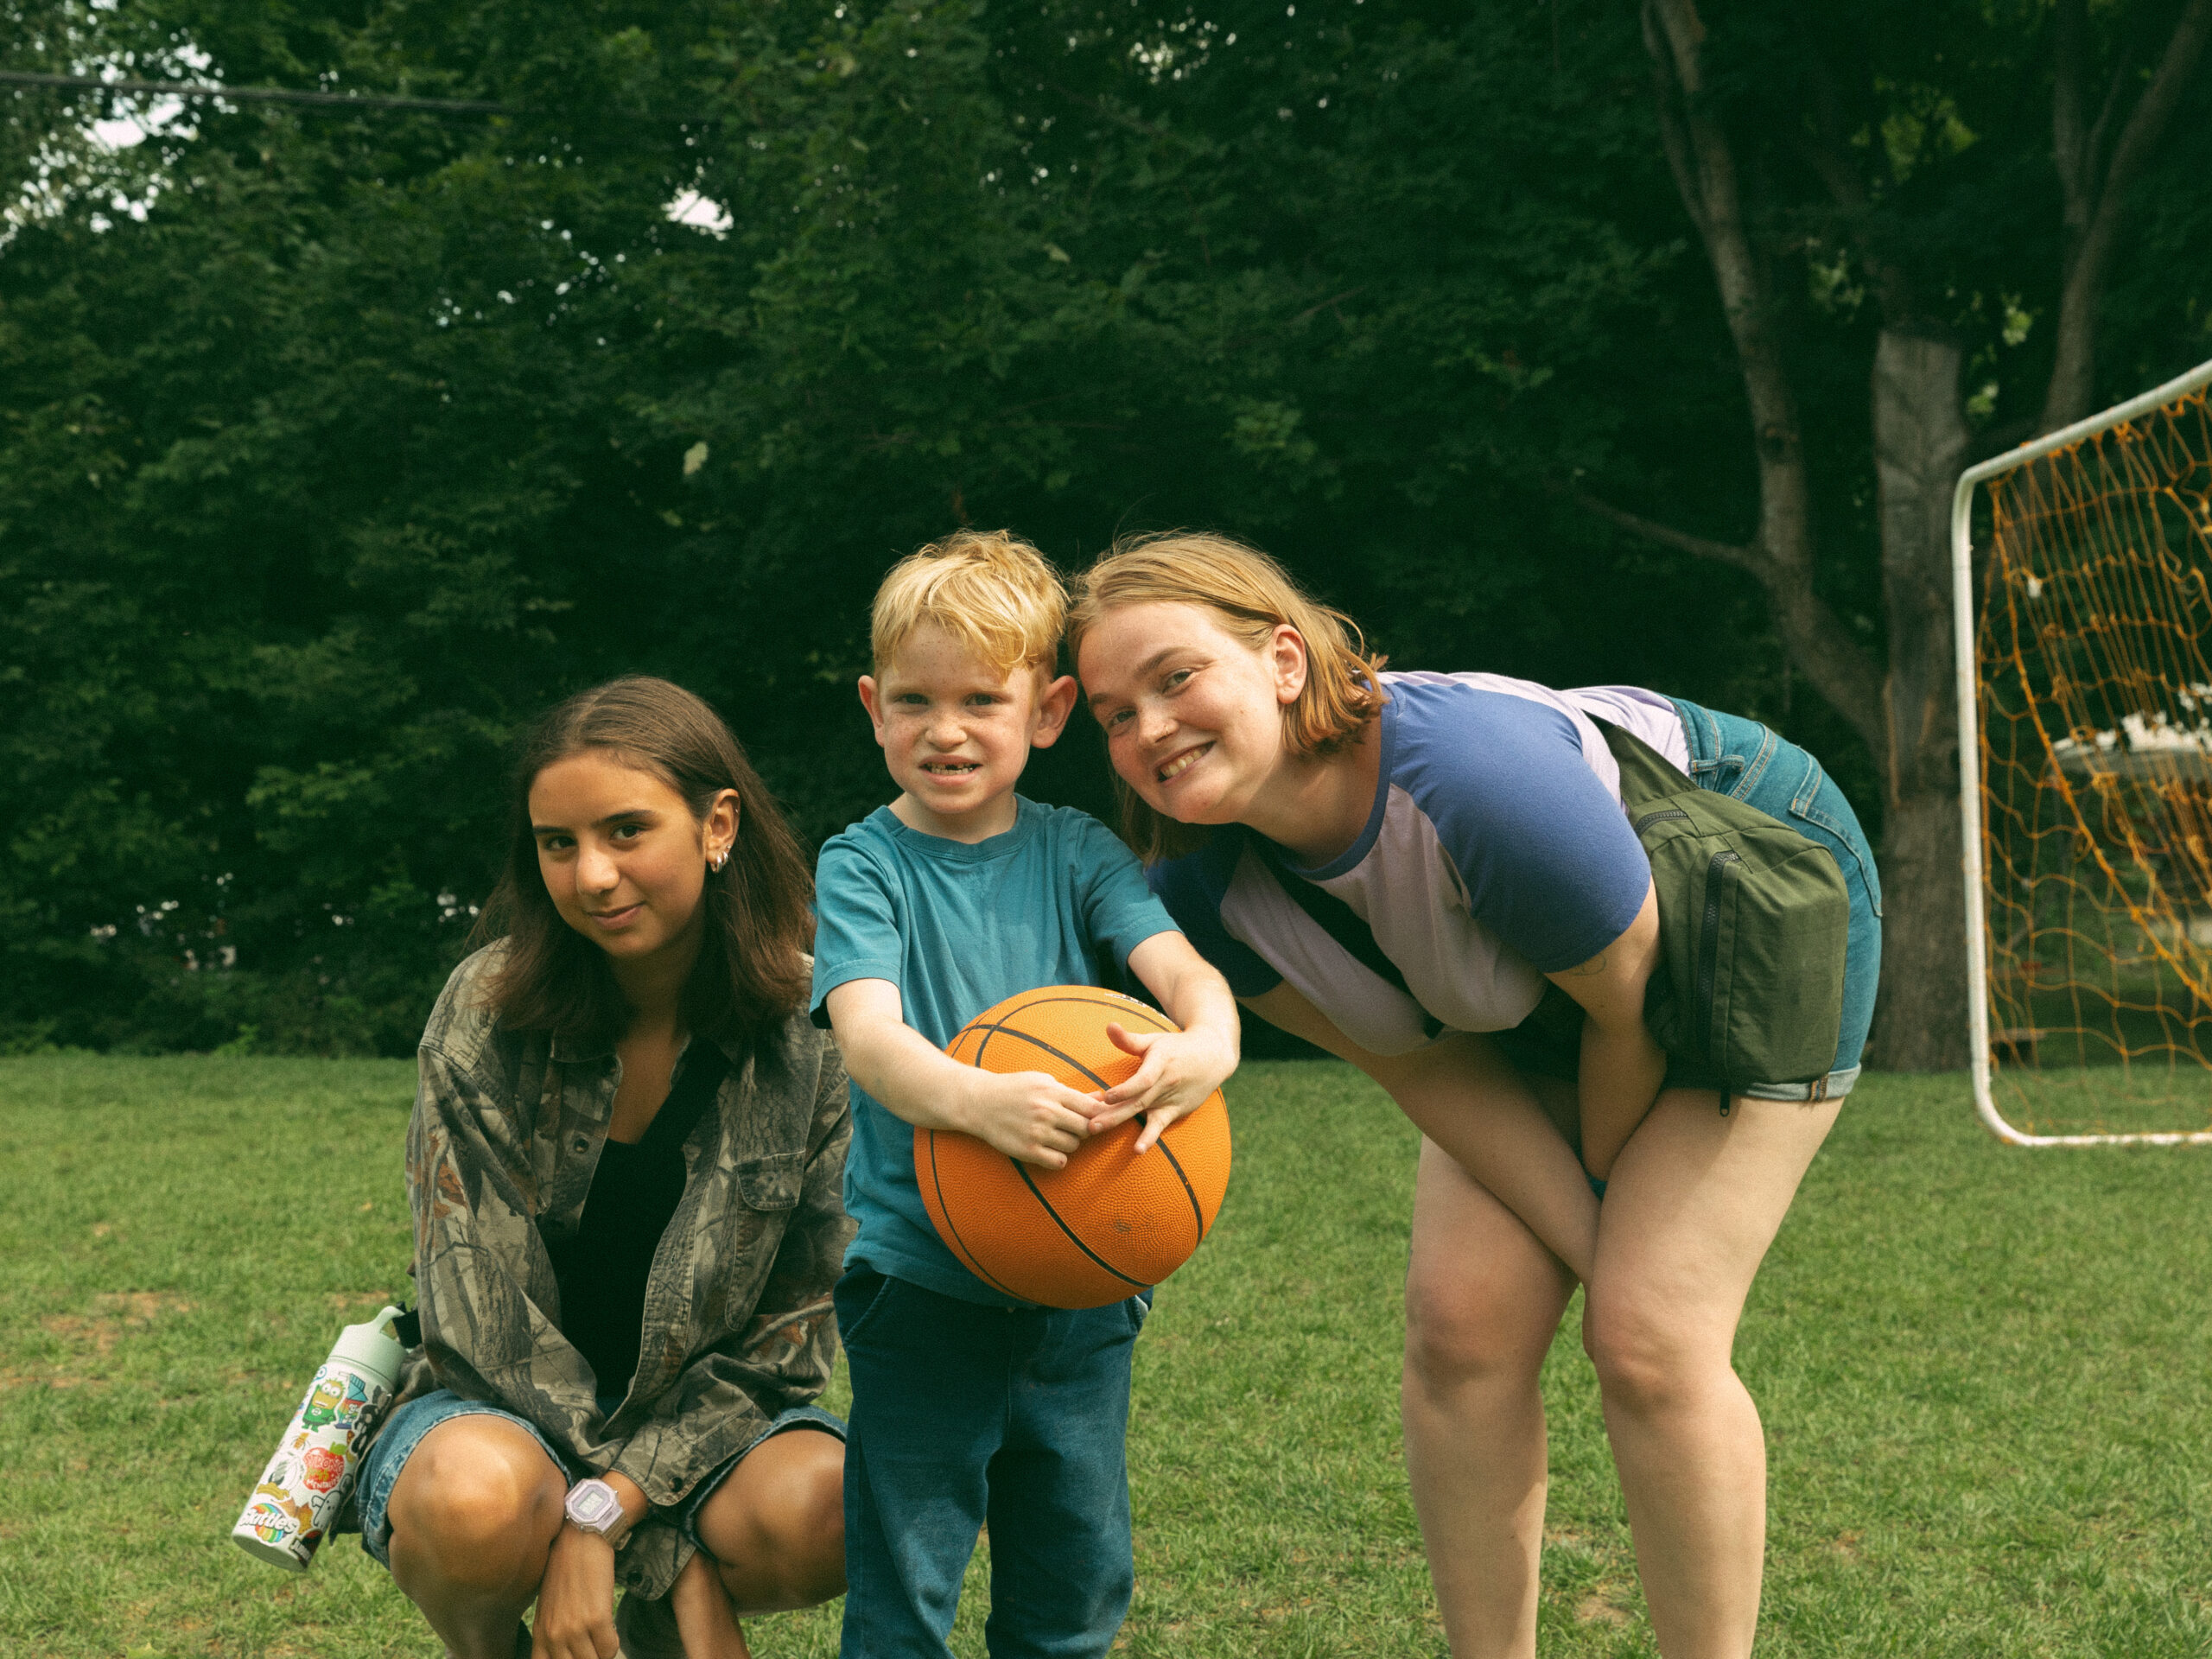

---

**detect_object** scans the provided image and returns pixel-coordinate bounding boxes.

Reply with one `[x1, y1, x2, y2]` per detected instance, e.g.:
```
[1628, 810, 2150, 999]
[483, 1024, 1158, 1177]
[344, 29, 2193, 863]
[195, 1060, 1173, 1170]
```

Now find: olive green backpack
[1255, 719, 1850, 1093]
[1596, 721, 1849, 1091]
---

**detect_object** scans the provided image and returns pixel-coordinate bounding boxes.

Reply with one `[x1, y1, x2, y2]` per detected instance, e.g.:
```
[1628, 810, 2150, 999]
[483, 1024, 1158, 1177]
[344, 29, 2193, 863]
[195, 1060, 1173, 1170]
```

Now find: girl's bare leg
[690, 1426, 848, 1611]
[1582, 1090, 1840, 1659]
[385, 1415, 566, 1659]
[1402, 1137, 1578, 1659]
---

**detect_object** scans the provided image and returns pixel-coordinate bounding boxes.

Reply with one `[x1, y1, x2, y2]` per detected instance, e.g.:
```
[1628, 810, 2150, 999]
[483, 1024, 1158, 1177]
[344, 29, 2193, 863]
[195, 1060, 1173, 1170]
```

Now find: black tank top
[546, 1042, 730, 1396]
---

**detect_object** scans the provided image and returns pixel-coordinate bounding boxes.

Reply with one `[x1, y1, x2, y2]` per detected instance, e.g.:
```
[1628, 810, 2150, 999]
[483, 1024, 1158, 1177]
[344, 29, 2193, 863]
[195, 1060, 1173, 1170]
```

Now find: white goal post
[1952, 354, 2212, 1147]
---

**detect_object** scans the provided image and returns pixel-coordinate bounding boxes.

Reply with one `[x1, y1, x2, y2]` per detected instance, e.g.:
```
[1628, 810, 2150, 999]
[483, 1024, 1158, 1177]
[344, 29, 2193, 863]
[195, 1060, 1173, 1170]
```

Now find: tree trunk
[1865, 787, 1969, 1071]
[1864, 330, 1973, 1070]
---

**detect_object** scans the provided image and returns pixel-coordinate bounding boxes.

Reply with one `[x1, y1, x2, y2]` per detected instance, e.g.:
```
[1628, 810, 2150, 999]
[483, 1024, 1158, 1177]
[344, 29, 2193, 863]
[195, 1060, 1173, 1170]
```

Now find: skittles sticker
[243, 1497, 295, 1546]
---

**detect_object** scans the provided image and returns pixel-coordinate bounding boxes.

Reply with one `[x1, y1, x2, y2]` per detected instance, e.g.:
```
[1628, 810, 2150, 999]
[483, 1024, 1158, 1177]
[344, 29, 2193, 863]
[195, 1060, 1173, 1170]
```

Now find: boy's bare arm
[1088, 933, 1243, 1154]
[823, 978, 1099, 1168]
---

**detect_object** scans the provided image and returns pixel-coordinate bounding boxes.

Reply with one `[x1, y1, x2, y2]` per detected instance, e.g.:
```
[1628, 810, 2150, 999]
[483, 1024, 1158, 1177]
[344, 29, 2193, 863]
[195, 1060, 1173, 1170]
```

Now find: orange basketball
[917, 985, 1232, 1309]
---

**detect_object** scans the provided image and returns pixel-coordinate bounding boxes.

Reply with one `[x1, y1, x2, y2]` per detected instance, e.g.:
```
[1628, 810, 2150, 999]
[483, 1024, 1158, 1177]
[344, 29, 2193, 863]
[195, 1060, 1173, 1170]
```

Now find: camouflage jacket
[404, 944, 853, 1599]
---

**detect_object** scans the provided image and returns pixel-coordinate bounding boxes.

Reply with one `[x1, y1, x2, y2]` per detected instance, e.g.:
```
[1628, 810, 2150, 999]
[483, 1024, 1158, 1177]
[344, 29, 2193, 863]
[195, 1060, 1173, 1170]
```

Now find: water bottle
[232, 1304, 408, 1571]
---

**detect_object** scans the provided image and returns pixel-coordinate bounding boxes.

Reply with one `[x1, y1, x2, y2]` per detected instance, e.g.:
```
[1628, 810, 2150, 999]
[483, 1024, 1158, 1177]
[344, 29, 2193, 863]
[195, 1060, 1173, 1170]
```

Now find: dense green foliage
[3, 1, 2209, 1053]
[5, 1058, 2211, 1655]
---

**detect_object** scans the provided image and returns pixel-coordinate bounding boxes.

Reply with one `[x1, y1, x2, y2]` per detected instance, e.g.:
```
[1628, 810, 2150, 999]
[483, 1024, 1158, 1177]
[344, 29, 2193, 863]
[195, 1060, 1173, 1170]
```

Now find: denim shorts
[1670, 697, 1882, 1101]
[356, 1387, 845, 1567]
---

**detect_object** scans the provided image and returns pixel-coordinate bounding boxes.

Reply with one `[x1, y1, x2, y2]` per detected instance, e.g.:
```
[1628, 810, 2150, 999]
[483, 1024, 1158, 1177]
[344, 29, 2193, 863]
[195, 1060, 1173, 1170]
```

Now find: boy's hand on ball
[1090, 1022, 1236, 1154]
[959, 1068, 1096, 1167]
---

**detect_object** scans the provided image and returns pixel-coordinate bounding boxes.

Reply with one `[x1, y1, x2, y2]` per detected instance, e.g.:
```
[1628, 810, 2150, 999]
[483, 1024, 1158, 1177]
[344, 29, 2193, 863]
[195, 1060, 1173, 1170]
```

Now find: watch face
[566, 1479, 620, 1532]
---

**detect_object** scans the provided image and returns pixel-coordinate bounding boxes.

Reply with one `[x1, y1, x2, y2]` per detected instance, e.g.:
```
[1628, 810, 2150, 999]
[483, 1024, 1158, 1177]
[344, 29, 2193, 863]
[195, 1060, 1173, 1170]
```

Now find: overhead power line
[0, 69, 513, 117]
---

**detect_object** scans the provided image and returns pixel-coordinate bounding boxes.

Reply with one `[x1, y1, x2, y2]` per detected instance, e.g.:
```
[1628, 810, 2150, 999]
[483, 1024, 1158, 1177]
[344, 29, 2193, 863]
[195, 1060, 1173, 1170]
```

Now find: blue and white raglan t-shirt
[1148, 673, 1688, 1057]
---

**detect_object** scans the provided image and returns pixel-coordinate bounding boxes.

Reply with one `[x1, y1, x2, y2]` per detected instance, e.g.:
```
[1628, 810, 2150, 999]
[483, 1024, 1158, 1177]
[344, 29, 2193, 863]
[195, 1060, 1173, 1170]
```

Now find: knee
[1402, 1271, 1547, 1396]
[772, 1446, 847, 1600]
[704, 1434, 847, 1608]
[388, 1423, 561, 1590]
[1581, 1299, 1718, 1417]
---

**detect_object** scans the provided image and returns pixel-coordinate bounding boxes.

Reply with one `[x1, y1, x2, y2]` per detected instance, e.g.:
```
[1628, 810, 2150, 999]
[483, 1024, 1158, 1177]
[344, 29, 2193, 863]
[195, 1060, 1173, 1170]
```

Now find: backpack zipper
[1633, 807, 1691, 833]
[1696, 849, 1741, 1059]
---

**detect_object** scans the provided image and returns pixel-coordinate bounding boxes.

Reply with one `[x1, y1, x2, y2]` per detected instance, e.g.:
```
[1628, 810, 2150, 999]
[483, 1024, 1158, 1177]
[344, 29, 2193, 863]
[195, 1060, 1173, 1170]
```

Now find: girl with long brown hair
[356, 677, 852, 1659]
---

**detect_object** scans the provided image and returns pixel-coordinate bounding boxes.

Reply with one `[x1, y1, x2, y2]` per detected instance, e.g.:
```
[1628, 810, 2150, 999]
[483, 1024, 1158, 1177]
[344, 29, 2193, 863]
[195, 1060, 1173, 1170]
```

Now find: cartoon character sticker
[300, 1445, 346, 1493]
[299, 1370, 347, 1431]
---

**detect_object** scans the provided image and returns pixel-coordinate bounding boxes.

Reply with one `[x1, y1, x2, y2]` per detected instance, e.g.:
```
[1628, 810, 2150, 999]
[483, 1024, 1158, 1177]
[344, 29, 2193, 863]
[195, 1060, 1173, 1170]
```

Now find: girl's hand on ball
[960, 1069, 1096, 1167]
[1090, 1023, 1236, 1154]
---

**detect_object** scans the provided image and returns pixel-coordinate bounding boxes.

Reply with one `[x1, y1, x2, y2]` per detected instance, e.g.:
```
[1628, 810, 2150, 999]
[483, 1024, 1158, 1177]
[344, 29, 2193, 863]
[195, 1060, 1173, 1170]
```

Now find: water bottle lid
[327, 1304, 409, 1386]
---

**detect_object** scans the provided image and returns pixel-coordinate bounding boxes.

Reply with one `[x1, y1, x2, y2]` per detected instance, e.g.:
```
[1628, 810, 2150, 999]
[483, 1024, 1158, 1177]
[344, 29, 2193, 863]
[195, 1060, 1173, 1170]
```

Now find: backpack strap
[1592, 715, 1694, 807]
[1252, 836, 1443, 1039]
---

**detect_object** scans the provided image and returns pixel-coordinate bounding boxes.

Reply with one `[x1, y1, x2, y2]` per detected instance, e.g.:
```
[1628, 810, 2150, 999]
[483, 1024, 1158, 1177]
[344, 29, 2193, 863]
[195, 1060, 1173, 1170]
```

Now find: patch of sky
[666, 188, 733, 236]
[10, 32, 216, 239]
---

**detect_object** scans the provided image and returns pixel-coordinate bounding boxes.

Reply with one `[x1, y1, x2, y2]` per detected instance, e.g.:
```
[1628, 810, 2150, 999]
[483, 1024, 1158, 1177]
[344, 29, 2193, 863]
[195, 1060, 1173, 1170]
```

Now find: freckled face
[1077, 601, 1303, 826]
[860, 623, 1071, 837]
[529, 749, 733, 965]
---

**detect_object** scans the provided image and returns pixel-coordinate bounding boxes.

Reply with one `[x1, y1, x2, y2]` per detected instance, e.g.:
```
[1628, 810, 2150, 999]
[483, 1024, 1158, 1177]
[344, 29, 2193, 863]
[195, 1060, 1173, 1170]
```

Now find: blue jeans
[355, 1387, 844, 1566]
[834, 1267, 1145, 1659]
[1671, 698, 1882, 1100]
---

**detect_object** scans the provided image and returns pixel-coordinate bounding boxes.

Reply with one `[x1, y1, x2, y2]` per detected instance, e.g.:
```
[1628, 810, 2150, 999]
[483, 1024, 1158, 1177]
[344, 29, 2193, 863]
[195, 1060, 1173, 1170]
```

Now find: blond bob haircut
[871, 529, 1067, 678]
[1067, 531, 1389, 862]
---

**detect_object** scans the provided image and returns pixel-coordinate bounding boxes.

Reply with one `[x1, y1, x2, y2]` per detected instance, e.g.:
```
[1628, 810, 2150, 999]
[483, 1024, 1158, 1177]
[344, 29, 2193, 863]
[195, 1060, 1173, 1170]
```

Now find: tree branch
[1567, 487, 1763, 572]
[2086, 0, 2211, 221]
[2051, 0, 2090, 231]
[1046, 79, 1179, 144]
[2085, 35, 2139, 188]
[1294, 288, 1365, 326]
[1634, 0, 1890, 759]
[1640, 1, 1814, 570]
[2040, 0, 2212, 430]
[1796, 33, 1919, 327]
[1642, 5, 1708, 241]
[1567, 481, 1890, 752]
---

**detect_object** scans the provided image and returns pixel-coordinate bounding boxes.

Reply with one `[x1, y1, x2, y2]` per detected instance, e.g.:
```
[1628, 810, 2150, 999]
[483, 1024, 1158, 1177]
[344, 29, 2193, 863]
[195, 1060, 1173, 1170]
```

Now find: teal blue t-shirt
[810, 797, 1178, 1305]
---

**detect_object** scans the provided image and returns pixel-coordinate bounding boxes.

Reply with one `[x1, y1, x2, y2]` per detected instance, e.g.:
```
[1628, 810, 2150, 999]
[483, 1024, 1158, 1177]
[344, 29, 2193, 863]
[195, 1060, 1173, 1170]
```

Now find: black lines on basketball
[1155, 1138, 1207, 1243]
[969, 1025, 1111, 1090]
[959, 993, 1174, 1045]
[957, 994, 1174, 1091]
[924, 983, 1231, 1306]
[924, 1132, 1021, 1300]
[1013, 1161, 1147, 1289]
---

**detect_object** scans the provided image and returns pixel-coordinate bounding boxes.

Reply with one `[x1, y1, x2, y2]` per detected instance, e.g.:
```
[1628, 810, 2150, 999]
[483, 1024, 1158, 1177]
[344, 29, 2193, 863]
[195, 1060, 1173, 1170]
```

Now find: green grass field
[3, 1058, 2209, 1657]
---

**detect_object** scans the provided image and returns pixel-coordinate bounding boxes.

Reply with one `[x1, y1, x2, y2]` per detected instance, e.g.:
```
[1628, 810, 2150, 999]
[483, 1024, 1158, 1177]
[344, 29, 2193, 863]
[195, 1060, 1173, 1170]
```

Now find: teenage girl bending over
[1071, 537, 1880, 1659]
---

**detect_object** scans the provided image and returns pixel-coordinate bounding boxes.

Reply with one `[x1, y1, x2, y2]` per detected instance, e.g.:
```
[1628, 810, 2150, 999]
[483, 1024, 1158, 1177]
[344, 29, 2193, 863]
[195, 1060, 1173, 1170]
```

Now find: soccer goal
[1954, 355, 2212, 1145]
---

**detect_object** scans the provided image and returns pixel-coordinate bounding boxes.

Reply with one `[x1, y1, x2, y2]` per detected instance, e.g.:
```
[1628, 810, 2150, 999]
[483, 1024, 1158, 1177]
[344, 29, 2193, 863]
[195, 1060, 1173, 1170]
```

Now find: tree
[8, 0, 2206, 1063]
[1589, 0, 2212, 1067]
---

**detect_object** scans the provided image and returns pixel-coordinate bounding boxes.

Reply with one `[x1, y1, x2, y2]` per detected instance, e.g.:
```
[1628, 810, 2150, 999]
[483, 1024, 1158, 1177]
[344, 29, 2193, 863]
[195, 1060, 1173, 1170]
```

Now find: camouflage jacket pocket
[735, 1151, 804, 1211]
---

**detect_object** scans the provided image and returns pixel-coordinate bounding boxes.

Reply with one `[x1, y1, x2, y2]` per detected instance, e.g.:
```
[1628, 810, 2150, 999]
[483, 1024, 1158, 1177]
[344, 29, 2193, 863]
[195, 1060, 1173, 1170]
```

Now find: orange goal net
[1962, 359, 2212, 1142]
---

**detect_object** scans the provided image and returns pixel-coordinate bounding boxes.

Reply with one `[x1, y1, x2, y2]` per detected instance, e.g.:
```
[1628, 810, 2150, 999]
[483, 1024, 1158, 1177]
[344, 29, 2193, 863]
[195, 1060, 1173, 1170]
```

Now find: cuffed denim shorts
[356, 1387, 844, 1567]
[1671, 697, 1882, 1101]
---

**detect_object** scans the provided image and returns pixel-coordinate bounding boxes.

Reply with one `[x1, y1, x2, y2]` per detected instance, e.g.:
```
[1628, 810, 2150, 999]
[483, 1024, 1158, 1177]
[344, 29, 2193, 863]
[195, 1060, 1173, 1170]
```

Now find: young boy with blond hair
[811, 529, 1240, 1658]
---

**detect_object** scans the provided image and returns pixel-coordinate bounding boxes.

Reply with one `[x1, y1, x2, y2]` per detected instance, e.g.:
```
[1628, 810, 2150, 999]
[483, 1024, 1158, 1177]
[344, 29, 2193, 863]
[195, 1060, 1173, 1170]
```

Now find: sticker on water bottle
[232, 1306, 408, 1573]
